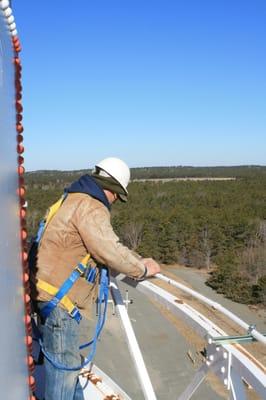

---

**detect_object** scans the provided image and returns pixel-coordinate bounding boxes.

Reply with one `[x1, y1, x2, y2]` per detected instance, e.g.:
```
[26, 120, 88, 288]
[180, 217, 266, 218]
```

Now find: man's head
[91, 157, 130, 203]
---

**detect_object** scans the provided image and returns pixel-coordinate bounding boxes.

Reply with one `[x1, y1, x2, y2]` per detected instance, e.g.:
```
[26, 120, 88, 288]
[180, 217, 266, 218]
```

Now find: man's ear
[103, 189, 115, 204]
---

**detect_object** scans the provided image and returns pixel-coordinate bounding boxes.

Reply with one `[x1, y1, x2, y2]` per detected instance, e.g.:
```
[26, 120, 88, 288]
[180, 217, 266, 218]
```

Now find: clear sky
[13, 0, 266, 171]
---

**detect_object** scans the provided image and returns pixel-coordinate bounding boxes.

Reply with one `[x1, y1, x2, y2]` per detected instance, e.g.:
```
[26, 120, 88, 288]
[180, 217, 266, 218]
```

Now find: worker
[30, 157, 160, 400]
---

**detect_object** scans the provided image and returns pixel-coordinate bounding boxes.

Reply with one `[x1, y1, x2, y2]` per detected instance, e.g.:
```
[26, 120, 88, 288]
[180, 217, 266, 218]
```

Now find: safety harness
[31, 192, 109, 370]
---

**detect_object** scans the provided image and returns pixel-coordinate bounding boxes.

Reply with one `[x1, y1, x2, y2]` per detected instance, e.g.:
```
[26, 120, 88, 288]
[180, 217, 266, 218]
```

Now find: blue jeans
[38, 302, 90, 400]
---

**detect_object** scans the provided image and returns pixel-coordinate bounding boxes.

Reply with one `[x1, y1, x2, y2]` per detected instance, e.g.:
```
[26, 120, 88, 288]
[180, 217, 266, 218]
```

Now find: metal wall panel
[0, 9, 29, 399]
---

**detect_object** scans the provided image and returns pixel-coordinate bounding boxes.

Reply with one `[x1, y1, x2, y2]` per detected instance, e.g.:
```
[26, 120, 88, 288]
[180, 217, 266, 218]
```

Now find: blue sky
[13, 0, 266, 171]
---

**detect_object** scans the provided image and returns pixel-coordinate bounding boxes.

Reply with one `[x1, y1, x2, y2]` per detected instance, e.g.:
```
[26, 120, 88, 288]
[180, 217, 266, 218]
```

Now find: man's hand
[142, 258, 160, 277]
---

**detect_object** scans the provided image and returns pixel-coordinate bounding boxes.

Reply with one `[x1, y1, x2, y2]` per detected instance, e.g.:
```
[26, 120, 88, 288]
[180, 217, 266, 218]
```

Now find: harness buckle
[76, 263, 86, 276]
[69, 307, 82, 323]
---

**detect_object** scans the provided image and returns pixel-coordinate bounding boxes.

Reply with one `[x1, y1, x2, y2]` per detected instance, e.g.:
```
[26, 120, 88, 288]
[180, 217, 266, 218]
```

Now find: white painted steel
[229, 368, 248, 400]
[156, 273, 266, 346]
[177, 363, 209, 400]
[228, 346, 266, 399]
[132, 278, 266, 399]
[80, 365, 132, 400]
[0, 7, 29, 399]
[177, 357, 222, 400]
[110, 278, 157, 400]
[1, 3, 263, 398]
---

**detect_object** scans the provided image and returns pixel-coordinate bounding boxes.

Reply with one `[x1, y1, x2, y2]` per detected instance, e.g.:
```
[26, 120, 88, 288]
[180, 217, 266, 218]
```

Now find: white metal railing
[156, 273, 266, 346]
[116, 274, 266, 400]
[110, 277, 157, 400]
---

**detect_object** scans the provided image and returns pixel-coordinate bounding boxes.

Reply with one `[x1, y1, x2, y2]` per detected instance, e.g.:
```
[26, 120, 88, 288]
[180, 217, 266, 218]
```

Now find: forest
[25, 166, 266, 306]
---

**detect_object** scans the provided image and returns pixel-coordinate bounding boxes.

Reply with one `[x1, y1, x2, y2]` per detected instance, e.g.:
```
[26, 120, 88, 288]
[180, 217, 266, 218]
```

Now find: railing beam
[155, 273, 266, 346]
[110, 278, 157, 400]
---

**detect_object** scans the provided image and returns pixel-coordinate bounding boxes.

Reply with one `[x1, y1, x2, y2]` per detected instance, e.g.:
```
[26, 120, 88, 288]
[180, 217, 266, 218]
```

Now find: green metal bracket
[211, 333, 266, 345]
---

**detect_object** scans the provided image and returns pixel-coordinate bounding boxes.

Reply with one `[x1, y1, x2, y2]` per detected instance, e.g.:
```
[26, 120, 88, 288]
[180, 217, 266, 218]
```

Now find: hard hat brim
[117, 193, 128, 202]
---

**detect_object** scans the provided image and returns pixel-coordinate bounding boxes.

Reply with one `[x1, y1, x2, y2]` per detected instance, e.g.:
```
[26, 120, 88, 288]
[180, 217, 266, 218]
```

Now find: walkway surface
[93, 277, 225, 399]
[34, 265, 265, 399]
[93, 265, 265, 399]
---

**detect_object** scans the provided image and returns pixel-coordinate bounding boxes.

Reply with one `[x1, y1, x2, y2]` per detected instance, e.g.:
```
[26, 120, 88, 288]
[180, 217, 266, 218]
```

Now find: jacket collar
[66, 175, 111, 210]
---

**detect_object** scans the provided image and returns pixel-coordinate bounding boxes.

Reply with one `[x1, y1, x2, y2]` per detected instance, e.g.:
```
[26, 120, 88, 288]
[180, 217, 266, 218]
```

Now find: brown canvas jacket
[34, 193, 146, 319]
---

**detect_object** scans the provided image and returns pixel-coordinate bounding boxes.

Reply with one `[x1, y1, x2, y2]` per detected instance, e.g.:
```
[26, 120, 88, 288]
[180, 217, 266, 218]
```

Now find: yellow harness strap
[35, 191, 92, 317]
[37, 279, 76, 315]
[45, 195, 66, 224]
[40, 195, 66, 242]
[37, 254, 91, 315]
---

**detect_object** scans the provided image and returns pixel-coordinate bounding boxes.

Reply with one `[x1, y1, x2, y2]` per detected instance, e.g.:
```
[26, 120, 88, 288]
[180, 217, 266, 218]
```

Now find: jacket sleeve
[73, 199, 146, 279]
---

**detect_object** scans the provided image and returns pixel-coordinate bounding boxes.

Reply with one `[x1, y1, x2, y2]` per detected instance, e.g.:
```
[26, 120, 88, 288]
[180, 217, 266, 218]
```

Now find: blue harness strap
[31, 192, 110, 371]
[38, 266, 109, 371]
[35, 220, 46, 243]
[40, 263, 87, 323]
[79, 266, 109, 351]
[85, 265, 97, 283]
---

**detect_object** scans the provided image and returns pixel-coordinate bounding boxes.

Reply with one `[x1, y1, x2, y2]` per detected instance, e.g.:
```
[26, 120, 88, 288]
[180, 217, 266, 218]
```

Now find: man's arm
[75, 200, 160, 279]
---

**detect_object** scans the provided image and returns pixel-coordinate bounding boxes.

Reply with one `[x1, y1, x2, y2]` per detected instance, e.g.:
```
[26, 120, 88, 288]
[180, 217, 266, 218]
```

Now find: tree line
[25, 166, 266, 306]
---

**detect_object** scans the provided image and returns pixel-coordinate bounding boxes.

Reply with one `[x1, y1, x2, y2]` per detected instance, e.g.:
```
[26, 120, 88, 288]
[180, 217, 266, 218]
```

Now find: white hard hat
[95, 157, 130, 194]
